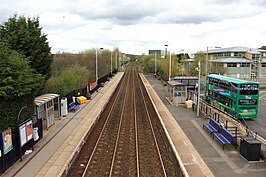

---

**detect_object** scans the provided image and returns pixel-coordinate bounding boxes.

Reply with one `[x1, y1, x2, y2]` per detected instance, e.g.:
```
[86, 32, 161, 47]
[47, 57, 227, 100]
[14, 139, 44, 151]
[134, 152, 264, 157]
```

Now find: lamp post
[116, 52, 118, 70]
[206, 46, 221, 76]
[111, 52, 113, 75]
[96, 48, 103, 86]
[197, 61, 201, 117]
[169, 51, 172, 81]
[165, 44, 168, 58]
[154, 52, 157, 75]
[256, 60, 260, 82]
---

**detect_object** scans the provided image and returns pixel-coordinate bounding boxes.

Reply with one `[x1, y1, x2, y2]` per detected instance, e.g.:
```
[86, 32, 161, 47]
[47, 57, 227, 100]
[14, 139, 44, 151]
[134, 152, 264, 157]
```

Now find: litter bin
[240, 137, 261, 161]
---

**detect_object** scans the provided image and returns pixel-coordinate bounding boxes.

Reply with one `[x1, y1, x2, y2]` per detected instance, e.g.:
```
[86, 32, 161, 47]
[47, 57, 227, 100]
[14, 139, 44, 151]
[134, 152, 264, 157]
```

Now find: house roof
[206, 46, 266, 54]
[34, 93, 60, 106]
[209, 57, 252, 63]
[247, 50, 261, 54]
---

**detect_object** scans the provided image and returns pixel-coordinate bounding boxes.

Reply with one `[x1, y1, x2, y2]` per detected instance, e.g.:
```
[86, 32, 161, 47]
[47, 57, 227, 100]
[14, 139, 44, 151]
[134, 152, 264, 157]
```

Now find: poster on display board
[2, 128, 13, 155]
[19, 120, 33, 147]
[26, 120, 33, 141]
[19, 124, 27, 147]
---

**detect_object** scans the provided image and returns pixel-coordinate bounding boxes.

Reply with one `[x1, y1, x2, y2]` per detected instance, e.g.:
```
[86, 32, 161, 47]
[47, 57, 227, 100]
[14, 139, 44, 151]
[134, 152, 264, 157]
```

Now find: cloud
[0, 0, 266, 54]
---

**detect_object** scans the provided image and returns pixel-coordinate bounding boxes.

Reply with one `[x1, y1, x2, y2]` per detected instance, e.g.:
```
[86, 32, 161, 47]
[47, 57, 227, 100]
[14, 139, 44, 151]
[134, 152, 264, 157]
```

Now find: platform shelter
[34, 93, 60, 130]
[167, 80, 187, 105]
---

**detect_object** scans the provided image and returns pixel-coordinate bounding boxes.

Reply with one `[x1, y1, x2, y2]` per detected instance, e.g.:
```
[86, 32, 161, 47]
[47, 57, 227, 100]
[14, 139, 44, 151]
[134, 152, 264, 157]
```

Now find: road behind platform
[144, 74, 266, 177]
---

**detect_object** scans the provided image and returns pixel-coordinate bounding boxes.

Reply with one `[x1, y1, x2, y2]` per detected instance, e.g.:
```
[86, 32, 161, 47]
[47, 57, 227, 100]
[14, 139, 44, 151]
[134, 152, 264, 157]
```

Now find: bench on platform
[214, 127, 236, 150]
[69, 102, 79, 112]
[203, 118, 220, 137]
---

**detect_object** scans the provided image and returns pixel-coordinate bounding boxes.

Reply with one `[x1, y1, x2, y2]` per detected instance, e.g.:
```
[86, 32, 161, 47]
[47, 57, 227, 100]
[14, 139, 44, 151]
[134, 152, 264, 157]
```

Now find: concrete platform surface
[144, 74, 266, 177]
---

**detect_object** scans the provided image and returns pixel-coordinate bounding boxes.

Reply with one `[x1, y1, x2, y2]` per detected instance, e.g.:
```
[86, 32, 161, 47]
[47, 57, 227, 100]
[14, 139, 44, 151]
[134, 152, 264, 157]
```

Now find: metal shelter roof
[34, 93, 60, 106]
[174, 76, 198, 80]
[167, 80, 186, 87]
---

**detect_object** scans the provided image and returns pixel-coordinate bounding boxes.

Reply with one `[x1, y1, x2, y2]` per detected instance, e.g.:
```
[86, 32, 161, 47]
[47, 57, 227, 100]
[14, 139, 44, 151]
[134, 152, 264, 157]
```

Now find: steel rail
[136, 72, 168, 177]
[133, 68, 140, 177]
[108, 66, 132, 177]
[81, 69, 130, 177]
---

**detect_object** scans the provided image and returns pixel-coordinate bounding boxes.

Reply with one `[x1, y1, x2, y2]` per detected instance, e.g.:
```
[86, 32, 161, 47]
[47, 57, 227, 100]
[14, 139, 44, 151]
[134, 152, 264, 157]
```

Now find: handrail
[199, 99, 266, 145]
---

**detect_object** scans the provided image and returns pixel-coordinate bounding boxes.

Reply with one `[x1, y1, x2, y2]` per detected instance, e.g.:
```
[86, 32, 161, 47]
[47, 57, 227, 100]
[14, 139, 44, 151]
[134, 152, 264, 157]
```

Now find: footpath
[144, 74, 266, 177]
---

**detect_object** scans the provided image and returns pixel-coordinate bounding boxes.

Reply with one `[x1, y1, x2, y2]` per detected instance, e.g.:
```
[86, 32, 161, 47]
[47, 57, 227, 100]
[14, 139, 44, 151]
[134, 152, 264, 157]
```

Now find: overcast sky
[1, 0, 266, 54]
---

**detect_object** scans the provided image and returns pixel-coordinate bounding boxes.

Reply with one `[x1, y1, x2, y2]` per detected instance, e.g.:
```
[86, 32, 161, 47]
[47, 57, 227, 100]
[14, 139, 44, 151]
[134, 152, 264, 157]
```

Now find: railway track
[67, 64, 181, 177]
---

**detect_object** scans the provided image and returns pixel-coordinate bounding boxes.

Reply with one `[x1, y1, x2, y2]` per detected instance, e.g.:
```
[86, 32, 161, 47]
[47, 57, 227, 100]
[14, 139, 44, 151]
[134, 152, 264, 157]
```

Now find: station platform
[143, 74, 266, 177]
[2, 72, 124, 177]
[3, 72, 266, 177]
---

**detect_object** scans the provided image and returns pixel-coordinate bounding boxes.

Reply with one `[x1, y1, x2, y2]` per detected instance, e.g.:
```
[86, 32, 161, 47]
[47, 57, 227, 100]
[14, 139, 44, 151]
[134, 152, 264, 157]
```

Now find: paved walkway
[144, 74, 266, 177]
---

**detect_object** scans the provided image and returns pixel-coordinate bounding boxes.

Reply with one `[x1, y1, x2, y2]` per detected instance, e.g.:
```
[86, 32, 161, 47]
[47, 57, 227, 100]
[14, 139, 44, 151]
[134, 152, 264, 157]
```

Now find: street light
[169, 51, 172, 81]
[154, 52, 157, 75]
[116, 52, 118, 70]
[110, 52, 113, 75]
[165, 44, 168, 58]
[197, 61, 201, 117]
[206, 46, 221, 76]
[256, 60, 261, 82]
[96, 47, 103, 87]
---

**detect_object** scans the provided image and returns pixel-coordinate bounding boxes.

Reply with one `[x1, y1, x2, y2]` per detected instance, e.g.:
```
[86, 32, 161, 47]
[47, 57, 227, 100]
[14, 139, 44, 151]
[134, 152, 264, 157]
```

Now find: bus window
[239, 99, 257, 105]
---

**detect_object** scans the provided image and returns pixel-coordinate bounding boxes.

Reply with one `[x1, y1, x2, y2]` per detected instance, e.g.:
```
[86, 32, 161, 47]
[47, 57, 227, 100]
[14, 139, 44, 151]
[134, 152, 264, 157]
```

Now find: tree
[191, 52, 206, 76]
[0, 42, 44, 99]
[45, 64, 90, 96]
[0, 14, 53, 79]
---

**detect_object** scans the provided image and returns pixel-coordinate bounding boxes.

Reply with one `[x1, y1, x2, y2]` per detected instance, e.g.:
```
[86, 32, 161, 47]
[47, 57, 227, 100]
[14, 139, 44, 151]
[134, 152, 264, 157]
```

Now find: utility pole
[197, 61, 201, 117]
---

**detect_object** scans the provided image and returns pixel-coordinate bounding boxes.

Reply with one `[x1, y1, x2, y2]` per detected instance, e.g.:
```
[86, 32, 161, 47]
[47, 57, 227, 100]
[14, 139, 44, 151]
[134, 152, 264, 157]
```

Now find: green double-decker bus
[206, 74, 259, 119]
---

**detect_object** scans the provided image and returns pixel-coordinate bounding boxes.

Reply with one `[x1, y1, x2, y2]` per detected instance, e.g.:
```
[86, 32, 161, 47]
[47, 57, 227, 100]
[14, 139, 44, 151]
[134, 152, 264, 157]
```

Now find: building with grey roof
[206, 46, 266, 80]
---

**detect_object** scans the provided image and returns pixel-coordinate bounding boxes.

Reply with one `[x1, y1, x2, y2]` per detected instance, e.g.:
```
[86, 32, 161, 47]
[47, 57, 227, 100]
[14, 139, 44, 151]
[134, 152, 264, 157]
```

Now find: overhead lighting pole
[206, 46, 221, 76]
[96, 47, 103, 86]
[165, 44, 168, 58]
[111, 52, 113, 75]
[154, 52, 157, 75]
[116, 52, 118, 70]
[169, 51, 172, 81]
[197, 61, 201, 117]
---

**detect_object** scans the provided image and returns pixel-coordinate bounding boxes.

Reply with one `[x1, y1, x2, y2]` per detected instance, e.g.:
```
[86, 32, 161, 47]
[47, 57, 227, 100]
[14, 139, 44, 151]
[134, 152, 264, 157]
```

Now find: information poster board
[90, 81, 97, 91]
[2, 129, 13, 155]
[19, 120, 33, 147]
[19, 124, 27, 147]
[26, 120, 33, 141]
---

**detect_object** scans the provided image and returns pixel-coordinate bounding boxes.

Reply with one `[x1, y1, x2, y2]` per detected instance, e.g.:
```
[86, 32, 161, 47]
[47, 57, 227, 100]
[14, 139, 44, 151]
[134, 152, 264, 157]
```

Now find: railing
[198, 99, 266, 146]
